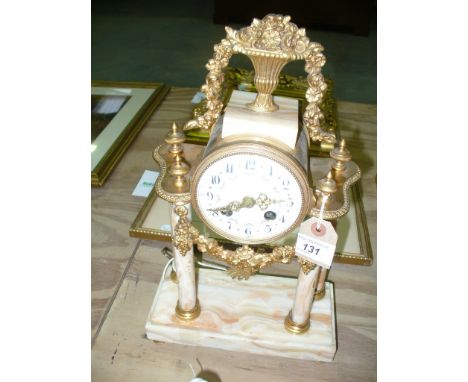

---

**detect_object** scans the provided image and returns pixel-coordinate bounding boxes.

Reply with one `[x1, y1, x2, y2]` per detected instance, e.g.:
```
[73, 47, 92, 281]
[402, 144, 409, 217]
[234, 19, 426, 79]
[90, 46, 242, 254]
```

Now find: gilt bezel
[190, 141, 311, 244]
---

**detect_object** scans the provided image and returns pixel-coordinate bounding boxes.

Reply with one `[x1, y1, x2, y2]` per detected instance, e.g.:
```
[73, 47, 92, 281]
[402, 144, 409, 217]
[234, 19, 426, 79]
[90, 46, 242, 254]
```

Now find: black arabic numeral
[245, 158, 256, 170]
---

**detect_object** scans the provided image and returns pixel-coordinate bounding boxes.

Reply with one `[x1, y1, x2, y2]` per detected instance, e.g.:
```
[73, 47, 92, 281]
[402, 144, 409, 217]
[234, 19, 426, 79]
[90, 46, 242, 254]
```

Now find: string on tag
[316, 193, 329, 232]
[315, 171, 337, 232]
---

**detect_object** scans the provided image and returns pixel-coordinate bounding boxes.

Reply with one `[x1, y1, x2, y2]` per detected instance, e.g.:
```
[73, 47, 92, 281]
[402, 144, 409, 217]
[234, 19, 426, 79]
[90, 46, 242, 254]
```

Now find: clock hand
[255, 193, 275, 210]
[207, 197, 253, 215]
[254, 193, 286, 210]
[208, 194, 284, 214]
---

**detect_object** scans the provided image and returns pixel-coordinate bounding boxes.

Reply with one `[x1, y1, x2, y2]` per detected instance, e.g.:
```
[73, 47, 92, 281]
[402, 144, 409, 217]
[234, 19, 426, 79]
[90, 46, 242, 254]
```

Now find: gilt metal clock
[147, 14, 362, 359]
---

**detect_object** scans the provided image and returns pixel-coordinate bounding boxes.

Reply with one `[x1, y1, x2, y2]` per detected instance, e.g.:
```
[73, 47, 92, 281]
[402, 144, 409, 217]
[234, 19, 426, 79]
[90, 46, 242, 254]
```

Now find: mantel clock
[146, 14, 362, 362]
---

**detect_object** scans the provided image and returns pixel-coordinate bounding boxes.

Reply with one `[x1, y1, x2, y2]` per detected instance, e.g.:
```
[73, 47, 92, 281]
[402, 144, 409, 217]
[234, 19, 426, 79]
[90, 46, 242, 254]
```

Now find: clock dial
[194, 151, 306, 244]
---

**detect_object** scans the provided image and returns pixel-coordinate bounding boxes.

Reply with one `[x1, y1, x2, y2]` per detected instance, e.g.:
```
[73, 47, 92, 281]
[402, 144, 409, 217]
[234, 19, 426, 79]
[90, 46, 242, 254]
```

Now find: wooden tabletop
[91, 88, 377, 381]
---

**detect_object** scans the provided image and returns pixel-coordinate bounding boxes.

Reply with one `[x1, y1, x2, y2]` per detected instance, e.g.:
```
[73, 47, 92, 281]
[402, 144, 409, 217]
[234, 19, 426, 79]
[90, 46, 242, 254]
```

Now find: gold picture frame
[91, 81, 170, 187]
[185, 67, 340, 157]
[129, 183, 373, 266]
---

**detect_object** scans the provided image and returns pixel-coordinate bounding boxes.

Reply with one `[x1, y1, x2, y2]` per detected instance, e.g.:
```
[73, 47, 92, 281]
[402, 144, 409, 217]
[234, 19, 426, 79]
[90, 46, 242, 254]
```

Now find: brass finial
[330, 139, 351, 171]
[169, 154, 190, 186]
[166, 122, 190, 190]
[165, 122, 186, 156]
[317, 171, 337, 195]
[314, 170, 337, 209]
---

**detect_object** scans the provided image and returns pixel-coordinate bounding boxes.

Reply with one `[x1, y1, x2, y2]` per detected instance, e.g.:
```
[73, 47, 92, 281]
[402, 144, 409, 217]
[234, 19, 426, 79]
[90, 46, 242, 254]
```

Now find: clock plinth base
[146, 267, 337, 362]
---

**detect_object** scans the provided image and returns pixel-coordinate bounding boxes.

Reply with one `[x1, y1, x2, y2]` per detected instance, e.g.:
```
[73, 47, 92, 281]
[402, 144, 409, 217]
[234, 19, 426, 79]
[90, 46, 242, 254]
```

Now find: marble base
[146, 267, 337, 362]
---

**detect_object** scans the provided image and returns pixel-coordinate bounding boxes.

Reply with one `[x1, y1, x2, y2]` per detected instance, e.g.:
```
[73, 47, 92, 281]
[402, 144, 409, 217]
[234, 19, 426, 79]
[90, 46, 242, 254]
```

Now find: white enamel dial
[193, 151, 306, 244]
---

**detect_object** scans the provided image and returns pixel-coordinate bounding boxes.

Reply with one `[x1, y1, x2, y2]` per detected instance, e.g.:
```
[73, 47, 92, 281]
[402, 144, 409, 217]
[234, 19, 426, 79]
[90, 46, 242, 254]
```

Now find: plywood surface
[91, 88, 377, 381]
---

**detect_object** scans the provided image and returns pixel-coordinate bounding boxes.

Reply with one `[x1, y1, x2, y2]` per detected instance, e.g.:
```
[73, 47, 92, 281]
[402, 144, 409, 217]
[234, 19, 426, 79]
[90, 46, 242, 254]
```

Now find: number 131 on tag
[302, 242, 321, 256]
[295, 217, 338, 269]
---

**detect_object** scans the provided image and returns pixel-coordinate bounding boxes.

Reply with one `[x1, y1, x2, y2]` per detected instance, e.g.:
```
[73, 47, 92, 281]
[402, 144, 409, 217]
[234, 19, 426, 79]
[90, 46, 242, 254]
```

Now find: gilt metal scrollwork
[172, 205, 316, 280]
[183, 14, 335, 145]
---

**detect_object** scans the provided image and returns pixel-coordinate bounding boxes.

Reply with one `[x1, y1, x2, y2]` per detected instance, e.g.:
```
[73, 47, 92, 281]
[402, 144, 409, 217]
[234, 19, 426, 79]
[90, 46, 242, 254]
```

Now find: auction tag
[295, 217, 338, 269]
